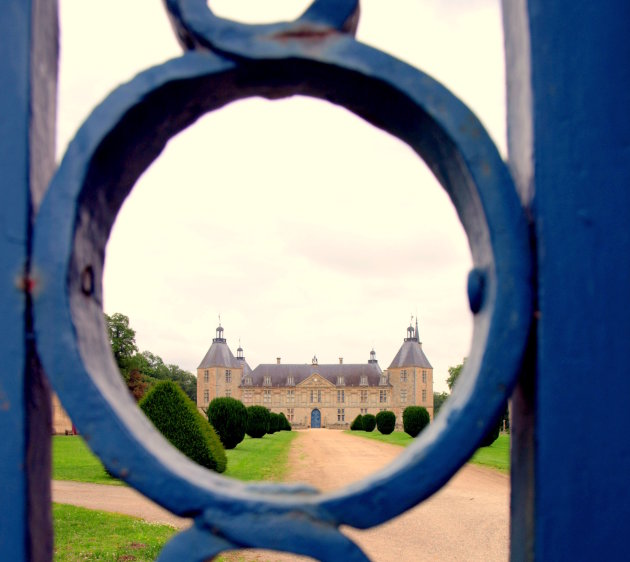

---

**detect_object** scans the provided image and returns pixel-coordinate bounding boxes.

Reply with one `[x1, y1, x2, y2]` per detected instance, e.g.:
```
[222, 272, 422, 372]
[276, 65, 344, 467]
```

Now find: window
[360, 375, 368, 386]
[203, 389, 209, 404]
[225, 369, 231, 383]
[264, 375, 271, 386]
[337, 408, 345, 422]
[379, 390, 388, 403]
[360, 390, 368, 403]
[337, 390, 345, 403]
[287, 408, 294, 422]
[422, 370, 427, 383]
[422, 389, 426, 403]
[204, 370, 209, 383]
[380, 375, 388, 385]
[263, 389, 271, 403]
[310, 389, 321, 403]
[287, 389, 295, 403]
[401, 369, 407, 382]
[337, 376, 345, 386]
[244, 376, 252, 386]
[243, 389, 252, 402]
[400, 389, 407, 403]
[360, 408, 368, 415]
[287, 375, 294, 386]
[225, 388, 231, 397]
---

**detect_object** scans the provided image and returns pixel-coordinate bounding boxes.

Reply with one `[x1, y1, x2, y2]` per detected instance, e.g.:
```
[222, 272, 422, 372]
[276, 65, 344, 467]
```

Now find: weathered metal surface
[30, 2, 531, 560]
[0, 0, 58, 560]
[504, 1, 630, 560]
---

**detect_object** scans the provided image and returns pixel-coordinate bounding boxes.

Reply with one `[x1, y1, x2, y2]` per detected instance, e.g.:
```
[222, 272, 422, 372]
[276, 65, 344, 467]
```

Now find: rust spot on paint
[271, 26, 339, 42]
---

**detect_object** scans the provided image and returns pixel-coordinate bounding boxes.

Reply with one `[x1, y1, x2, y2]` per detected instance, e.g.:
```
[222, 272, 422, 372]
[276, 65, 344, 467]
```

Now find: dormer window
[287, 375, 294, 386]
[380, 374, 388, 385]
[336, 376, 345, 386]
[264, 375, 271, 386]
[360, 375, 368, 386]
[244, 376, 252, 386]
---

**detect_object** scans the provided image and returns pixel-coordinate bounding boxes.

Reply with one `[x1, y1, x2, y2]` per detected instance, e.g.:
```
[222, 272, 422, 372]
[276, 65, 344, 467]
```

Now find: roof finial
[415, 314, 420, 343]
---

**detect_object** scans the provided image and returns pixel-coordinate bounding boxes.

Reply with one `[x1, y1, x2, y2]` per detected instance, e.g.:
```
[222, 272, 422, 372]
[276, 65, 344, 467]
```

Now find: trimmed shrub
[350, 415, 363, 431]
[246, 405, 270, 438]
[140, 381, 226, 473]
[206, 397, 248, 450]
[278, 412, 292, 431]
[362, 413, 376, 432]
[376, 411, 396, 435]
[403, 406, 430, 438]
[268, 412, 281, 434]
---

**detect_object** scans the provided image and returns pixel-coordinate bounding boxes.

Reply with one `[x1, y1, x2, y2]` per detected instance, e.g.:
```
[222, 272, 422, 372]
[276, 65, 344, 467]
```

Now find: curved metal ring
[33, 34, 531, 556]
[164, 0, 360, 53]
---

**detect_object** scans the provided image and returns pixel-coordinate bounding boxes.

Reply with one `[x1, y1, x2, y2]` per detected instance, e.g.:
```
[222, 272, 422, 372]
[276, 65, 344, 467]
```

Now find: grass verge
[344, 430, 510, 473]
[224, 431, 298, 481]
[53, 436, 122, 486]
[53, 503, 176, 561]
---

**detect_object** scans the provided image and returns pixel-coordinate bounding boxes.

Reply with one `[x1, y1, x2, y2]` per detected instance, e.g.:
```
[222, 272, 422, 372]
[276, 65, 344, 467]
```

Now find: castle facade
[197, 321, 433, 428]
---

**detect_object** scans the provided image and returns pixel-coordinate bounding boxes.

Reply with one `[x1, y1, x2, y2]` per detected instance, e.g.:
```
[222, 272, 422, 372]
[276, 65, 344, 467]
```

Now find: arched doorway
[311, 409, 321, 428]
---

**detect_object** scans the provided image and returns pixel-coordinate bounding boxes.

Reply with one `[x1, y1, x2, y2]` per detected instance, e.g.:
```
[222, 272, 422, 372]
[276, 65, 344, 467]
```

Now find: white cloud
[58, 0, 504, 392]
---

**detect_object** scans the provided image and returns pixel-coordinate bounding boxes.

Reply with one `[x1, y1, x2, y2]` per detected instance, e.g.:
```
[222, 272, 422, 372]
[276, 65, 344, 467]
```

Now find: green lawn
[224, 432, 298, 481]
[53, 436, 122, 485]
[53, 503, 176, 561]
[344, 430, 510, 473]
[53, 431, 297, 560]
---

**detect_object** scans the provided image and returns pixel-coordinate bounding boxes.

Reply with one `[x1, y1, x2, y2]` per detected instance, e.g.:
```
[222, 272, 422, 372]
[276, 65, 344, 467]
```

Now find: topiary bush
[206, 397, 248, 449]
[140, 381, 226, 472]
[278, 412, 292, 431]
[350, 414, 363, 431]
[268, 412, 281, 434]
[246, 405, 270, 438]
[403, 406, 430, 438]
[362, 413, 376, 432]
[376, 411, 396, 435]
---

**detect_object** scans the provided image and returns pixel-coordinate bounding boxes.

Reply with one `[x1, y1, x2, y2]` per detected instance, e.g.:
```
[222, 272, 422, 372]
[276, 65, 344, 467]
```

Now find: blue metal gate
[2, 0, 630, 560]
[311, 409, 322, 429]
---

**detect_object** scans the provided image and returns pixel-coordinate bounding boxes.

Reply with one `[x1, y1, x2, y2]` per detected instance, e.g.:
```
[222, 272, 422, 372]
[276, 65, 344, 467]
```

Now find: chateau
[197, 320, 434, 428]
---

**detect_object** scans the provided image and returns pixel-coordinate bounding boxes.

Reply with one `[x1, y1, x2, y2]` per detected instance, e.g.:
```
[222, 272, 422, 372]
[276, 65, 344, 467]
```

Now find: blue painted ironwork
[30, 3, 532, 559]
[2, 0, 628, 559]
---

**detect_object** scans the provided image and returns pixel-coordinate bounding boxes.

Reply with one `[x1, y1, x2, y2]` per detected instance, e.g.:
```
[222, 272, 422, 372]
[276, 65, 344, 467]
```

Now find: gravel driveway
[53, 429, 509, 561]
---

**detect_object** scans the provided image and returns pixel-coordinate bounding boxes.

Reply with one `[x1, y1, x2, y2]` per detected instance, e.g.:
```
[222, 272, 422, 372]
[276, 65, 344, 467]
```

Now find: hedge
[376, 411, 396, 435]
[362, 413, 376, 432]
[140, 381, 226, 472]
[402, 406, 430, 438]
[246, 405, 270, 438]
[206, 397, 248, 449]
[350, 415, 363, 431]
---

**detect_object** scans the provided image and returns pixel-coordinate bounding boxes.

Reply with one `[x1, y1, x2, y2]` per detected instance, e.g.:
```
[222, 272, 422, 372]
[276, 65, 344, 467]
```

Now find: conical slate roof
[388, 340, 432, 369]
[388, 323, 432, 369]
[197, 342, 240, 369]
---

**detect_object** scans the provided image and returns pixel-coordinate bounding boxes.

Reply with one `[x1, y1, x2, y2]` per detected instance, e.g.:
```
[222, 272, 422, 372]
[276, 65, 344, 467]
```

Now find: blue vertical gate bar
[1, 1, 630, 560]
[505, 0, 630, 559]
[0, 0, 57, 559]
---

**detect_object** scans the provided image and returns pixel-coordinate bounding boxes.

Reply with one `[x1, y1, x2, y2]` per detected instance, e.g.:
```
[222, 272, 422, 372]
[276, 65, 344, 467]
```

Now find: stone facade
[197, 322, 433, 428]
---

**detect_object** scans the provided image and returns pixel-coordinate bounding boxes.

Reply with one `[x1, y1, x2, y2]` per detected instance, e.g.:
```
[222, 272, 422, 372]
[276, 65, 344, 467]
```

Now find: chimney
[339, 357, 343, 364]
[276, 357, 281, 365]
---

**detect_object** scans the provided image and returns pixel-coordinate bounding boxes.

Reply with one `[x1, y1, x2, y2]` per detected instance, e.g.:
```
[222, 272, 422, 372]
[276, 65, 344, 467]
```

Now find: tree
[376, 411, 396, 435]
[446, 358, 466, 391]
[105, 313, 138, 373]
[246, 406, 270, 438]
[433, 391, 449, 417]
[127, 369, 148, 402]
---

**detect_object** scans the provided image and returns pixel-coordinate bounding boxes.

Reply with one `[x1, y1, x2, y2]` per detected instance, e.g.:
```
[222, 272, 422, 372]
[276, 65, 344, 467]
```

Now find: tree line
[105, 312, 196, 403]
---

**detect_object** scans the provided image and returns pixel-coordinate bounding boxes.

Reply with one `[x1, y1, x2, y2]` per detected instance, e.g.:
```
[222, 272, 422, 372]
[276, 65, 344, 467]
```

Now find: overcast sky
[57, 1, 505, 393]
